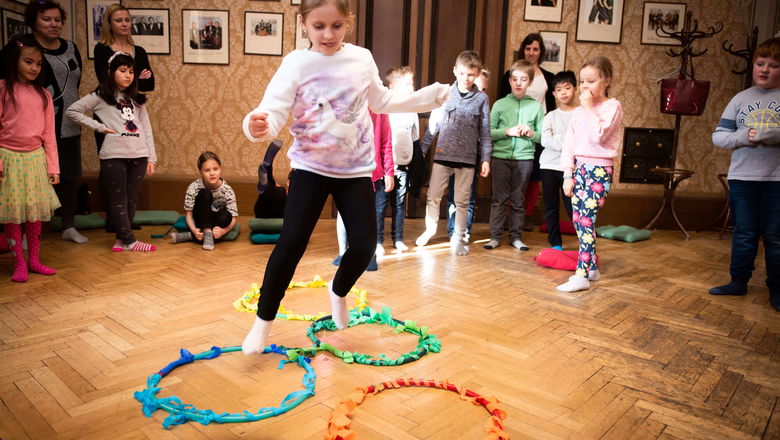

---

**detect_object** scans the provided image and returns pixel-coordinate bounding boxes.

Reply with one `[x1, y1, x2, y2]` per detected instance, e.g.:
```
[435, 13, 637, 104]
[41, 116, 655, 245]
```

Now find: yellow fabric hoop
[232, 275, 368, 321]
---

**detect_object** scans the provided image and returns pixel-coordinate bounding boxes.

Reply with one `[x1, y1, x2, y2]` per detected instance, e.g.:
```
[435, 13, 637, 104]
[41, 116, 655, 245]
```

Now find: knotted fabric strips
[299, 306, 442, 366]
[133, 345, 316, 429]
[233, 275, 369, 321]
[325, 378, 510, 440]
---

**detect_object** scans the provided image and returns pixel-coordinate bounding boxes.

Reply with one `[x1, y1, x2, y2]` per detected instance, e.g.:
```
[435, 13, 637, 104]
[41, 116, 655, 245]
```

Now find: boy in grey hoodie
[416, 50, 492, 255]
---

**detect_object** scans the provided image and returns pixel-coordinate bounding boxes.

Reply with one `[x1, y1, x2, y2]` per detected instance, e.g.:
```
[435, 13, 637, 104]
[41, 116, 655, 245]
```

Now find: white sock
[62, 227, 88, 244]
[556, 275, 591, 292]
[328, 282, 349, 329]
[241, 316, 273, 355]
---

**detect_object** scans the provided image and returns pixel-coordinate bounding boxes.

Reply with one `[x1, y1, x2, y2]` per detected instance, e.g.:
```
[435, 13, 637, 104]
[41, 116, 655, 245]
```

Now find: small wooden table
[644, 168, 695, 239]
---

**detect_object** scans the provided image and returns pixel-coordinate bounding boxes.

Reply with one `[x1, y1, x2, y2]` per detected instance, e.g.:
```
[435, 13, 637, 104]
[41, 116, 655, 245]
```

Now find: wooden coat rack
[643, 11, 722, 239]
[723, 26, 759, 90]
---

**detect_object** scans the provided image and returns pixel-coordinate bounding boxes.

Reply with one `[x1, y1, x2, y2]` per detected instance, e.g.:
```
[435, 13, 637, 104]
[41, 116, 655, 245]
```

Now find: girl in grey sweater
[67, 52, 157, 252]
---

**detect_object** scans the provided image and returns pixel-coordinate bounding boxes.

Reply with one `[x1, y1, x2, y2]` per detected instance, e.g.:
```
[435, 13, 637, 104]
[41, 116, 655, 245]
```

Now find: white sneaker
[375, 243, 385, 257]
[394, 241, 408, 252]
[588, 269, 600, 281]
[511, 239, 529, 251]
[557, 275, 591, 292]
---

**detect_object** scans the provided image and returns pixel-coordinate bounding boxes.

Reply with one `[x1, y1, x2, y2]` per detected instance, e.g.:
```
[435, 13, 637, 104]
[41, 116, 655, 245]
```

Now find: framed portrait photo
[86, 0, 119, 59]
[2, 9, 29, 47]
[575, 0, 624, 44]
[128, 8, 170, 54]
[539, 31, 567, 73]
[641, 2, 685, 45]
[182, 9, 229, 65]
[245, 11, 284, 56]
[524, 0, 563, 23]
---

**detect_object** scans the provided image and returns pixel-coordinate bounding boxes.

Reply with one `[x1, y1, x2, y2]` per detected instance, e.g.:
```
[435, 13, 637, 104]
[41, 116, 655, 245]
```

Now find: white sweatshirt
[242, 44, 449, 178]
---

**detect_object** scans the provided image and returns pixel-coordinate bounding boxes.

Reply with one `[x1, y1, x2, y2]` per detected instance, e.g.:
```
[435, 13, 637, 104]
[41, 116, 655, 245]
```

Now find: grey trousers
[425, 163, 475, 242]
[489, 158, 533, 241]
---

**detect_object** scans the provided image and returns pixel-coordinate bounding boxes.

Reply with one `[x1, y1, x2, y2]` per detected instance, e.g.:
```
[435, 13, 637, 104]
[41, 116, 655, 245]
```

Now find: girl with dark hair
[0, 0, 86, 243]
[0, 35, 61, 282]
[66, 52, 157, 253]
[171, 151, 238, 251]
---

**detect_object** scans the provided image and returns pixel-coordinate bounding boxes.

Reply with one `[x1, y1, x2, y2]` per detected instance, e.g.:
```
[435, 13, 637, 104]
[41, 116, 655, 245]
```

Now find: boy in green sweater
[484, 60, 544, 250]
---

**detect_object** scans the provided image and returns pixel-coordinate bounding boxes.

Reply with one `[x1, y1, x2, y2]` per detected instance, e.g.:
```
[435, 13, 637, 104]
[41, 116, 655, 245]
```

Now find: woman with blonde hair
[93, 4, 154, 94]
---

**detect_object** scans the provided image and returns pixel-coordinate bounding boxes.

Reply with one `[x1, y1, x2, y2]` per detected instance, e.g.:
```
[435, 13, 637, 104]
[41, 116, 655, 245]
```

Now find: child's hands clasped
[194, 228, 204, 241]
[249, 112, 269, 138]
[506, 125, 533, 138]
[212, 227, 225, 239]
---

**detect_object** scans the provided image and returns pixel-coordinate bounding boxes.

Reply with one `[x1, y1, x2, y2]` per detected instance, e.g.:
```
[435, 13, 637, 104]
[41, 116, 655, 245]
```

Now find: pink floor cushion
[534, 248, 599, 271]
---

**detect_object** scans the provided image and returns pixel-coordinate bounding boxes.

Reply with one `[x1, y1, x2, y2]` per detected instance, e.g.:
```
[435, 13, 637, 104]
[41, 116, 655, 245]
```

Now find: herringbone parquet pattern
[1, 218, 778, 439]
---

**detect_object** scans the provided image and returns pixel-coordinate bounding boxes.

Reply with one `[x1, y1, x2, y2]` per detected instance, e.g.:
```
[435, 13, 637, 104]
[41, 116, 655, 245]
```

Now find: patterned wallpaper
[506, 0, 752, 194]
[70, 0, 304, 184]
[3, 0, 753, 194]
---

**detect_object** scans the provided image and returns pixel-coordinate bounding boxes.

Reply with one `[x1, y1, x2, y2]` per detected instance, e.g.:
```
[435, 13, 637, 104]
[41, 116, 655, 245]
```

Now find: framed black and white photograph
[575, 0, 624, 44]
[641, 2, 685, 45]
[524, 0, 563, 23]
[86, 0, 118, 59]
[2, 9, 29, 47]
[294, 16, 308, 50]
[128, 8, 170, 54]
[182, 9, 229, 65]
[244, 11, 283, 56]
[539, 31, 567, 73]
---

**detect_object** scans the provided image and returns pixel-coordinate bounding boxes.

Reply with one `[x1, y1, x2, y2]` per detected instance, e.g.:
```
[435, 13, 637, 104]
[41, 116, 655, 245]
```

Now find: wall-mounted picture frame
[244, 11, 284, 56]
[2, 9, 29, 47]
[182, 9, 229, 65]
[292, 0, 301, 5]
[294, 15, 308, 50]
[575, 0, 624, 44]
[641, 2, 685, 45]
[524, 0, 563, 23]
[539, 30, 567, 73]
[86, 0, 119, 59]
[128, 8, 170, 54]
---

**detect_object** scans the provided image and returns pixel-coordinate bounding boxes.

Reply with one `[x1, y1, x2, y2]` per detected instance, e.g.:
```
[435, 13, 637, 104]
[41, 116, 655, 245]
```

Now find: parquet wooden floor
[1, 217, 778, 439]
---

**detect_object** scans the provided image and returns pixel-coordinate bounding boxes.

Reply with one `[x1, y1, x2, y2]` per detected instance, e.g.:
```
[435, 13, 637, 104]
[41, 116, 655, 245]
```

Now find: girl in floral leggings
[557, 56, 623, 292]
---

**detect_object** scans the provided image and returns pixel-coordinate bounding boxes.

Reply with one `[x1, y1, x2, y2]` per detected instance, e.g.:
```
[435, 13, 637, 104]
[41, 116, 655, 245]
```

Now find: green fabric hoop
[297, 306, 441, 366]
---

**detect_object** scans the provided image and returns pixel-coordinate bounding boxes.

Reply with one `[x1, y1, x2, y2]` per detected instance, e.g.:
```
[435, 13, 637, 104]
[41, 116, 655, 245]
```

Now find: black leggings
[540, 168, 573, 247]
[256, 170, 376, 321]
[193, 188, 233, 230]
[100, 158, 147, 244]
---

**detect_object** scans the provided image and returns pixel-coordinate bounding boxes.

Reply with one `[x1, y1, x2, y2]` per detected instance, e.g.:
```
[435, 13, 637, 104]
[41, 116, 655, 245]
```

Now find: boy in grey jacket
[416, 50, 492, 255]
